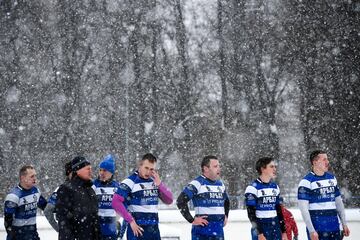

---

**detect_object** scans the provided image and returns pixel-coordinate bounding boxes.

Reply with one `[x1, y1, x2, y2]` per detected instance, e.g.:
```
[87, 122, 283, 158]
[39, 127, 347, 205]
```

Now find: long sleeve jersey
[4, 185, 47, 238]
[112, 171, 173, 225]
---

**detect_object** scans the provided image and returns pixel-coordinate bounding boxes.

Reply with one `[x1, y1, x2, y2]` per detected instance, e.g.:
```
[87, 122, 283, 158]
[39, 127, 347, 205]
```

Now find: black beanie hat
[65, 161, 72, 176]
[71, 156, 90, 172]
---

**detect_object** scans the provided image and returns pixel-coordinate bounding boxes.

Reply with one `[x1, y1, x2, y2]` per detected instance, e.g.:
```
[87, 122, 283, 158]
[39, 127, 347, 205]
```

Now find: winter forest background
[0, 0, 360, 212]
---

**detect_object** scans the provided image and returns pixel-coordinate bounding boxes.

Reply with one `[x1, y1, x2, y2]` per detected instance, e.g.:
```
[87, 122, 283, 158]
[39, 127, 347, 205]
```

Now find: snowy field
[1, 209, 359, 240]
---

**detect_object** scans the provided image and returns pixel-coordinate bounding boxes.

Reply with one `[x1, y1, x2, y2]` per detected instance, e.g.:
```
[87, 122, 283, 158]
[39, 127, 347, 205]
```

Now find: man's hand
[129, 220, 143, 237]
[223, 215, 228, 227]
[281, 232, 288, 240]
[258, 233, 266, 240]
[151, 170, 161, 186]
[192, 216, 208, 226]
[343, 225, 350, 237]
[293, 235, 298, 240]
[310, 231, 319, 240]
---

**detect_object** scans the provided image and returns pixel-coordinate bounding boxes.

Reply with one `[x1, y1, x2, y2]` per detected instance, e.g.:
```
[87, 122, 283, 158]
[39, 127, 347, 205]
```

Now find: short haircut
[19, 165, 35, 178]
[201, 155, 218, 172]
[141, 153, 157, 163]
[255, 157, 273, 175]
[310, 150, 327, 165]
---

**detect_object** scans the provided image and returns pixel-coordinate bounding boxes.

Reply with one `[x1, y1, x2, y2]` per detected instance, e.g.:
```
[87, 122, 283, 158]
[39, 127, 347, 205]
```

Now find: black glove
[293, 236, 298, 240]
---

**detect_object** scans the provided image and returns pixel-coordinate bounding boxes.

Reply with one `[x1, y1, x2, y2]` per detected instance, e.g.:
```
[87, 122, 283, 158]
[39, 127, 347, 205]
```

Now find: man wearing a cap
[56, 156, 101, 240]
[44, 161, 72, 232]
[93, 154, 121, 240]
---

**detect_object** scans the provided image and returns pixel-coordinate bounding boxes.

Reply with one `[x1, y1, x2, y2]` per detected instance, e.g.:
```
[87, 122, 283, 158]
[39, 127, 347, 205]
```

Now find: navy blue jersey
[245, 178, 283, 240]
[47, 187, 58, 206]
[115, 171, 162, 225]
[4, 185, 47, 233]
[93, 179, 120, 237]
[245, 179, 280, 220]
[298, 172, 341, 232]
[182, 175, 228, 237]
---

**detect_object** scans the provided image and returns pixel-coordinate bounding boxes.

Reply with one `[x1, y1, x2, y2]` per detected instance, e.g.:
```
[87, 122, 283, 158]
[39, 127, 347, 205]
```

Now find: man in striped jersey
[93, 154, 120, 240]
[177, 155, 230, 240]
[245, 157, 287, 240]
[298, 150, 350, 240]
[4, 165, 47, 240]
[112, 153, 173, 240]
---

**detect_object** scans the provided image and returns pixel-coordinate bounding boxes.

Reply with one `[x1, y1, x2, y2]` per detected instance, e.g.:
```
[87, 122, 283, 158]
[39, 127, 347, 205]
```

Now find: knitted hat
[71, 156, 90, 172]
[99, 154, 115, 174]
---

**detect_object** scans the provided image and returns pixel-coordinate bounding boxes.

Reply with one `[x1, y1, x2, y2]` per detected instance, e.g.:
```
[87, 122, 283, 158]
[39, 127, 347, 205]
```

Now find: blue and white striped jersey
[93, 179, 120, 237]
[115, 171, 160, 225]
[298, 171, 341, 232]
[4, 185, 47, 228]
[47, 187, 59, 206]
[245, 178, 280, 220]
[182, 175, 228, 237]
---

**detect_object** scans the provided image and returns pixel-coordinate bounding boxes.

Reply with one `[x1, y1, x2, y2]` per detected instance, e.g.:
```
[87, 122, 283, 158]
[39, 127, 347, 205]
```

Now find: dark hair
[141, 153, 157, 163]
[255, 157, 273, 175]
[201, 155, 218, 172]
[310, 150, 327, 165]
[19, 165, 35, 178]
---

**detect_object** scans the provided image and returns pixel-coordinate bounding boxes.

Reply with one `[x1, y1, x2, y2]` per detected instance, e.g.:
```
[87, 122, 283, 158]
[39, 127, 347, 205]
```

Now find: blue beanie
[99, 154, 115, 174]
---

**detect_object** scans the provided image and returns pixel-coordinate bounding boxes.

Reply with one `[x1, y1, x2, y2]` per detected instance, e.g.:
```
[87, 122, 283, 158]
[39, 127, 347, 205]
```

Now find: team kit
[4, 150, 350, 240]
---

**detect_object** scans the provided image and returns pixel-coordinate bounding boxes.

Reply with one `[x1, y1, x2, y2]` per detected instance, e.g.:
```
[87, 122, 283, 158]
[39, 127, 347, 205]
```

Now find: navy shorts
[307, 230, 341, 240]
[126, 224, 160, 240]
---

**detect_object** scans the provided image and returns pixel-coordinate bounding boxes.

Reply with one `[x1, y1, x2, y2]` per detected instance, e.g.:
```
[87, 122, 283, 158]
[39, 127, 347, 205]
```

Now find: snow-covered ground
[1, 209, 359, 240]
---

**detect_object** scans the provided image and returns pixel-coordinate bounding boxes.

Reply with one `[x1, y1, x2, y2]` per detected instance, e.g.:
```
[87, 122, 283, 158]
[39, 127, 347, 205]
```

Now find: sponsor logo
[209, 192, 223, 199]
[262, 196, 276, 203]
[101, 194, 113, 202]
[187, 184, 195, 192]
[320, 186, 335, 195]
[24, 202, 37, 211]
[247, 194, 255, 201]
[143, 189, 158, 197]
[6, 201, 17, 208]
